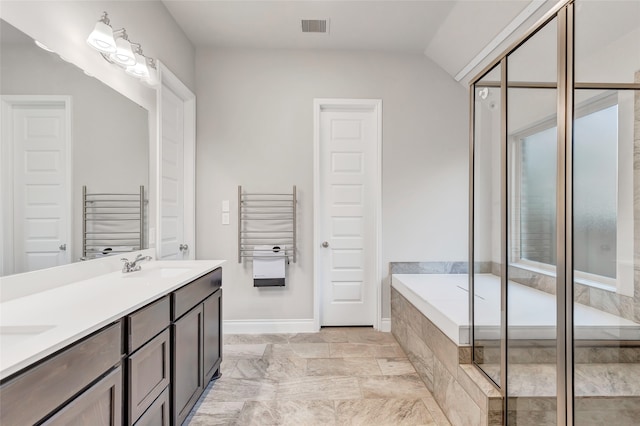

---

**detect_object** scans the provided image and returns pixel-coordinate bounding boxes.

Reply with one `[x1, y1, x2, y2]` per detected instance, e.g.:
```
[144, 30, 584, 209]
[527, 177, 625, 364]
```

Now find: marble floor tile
[223, 343, 267, 359]
[194, 329, 454, 425]
[220, 358, 238, 374]
[345, 329, 399, 345]
[289, 329, 349, 343]
[235, 400, 337, 426]
[224, 333, 291, 345]
[335, 398, 435, 426]
[205, 377, 277, 401]
[422, 397, 452, 426]
[329, 342, 406, 358]
[186, 401, 244, 426]
[306, 357, 382, 377]
[266, 343, 331, 359]
[228, 358, 269, 379]
[277, 376, 362, 400]
[359, 374, 433, 399]
[229, 357, 309, 381]
[377, 358, 416, 375]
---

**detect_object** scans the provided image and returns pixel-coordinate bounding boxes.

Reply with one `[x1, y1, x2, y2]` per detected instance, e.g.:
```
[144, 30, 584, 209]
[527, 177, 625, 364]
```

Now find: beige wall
[195, 48, 469, 323]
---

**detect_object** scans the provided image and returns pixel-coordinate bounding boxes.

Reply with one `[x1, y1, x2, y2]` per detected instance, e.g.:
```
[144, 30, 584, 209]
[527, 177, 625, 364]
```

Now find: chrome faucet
[121, 254, 153, 273]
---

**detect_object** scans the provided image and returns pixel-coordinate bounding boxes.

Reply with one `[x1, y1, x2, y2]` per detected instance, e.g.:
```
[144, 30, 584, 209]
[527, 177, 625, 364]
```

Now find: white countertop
[0, 260, 225, 380]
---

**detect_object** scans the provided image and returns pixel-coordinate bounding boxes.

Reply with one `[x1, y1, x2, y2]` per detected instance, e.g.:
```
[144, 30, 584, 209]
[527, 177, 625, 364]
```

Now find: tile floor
[186, 327, 452, 425]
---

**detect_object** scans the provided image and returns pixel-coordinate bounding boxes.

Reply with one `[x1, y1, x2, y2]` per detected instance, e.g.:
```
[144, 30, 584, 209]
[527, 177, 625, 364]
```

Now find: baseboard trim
[379, 318, 391, 332]
[223, 319, 318, 334]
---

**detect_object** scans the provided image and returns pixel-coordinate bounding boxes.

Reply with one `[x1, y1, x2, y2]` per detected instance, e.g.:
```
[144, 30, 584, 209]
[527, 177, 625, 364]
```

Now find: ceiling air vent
[301, 19, 329, 34]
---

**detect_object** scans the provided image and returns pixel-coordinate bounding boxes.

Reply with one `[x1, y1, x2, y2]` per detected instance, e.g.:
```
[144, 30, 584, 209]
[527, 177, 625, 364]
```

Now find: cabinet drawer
[42, 366, 122, 426]
[128, 329, 170, 424]
[0, 321, 123, 426]
[128, 296, 170, 353]
[134, 386, 170, 426]
[172, 268, 222, 320]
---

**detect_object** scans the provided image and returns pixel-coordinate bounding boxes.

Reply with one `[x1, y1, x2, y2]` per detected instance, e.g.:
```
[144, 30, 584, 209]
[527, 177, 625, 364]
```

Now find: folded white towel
[253, 245, 286, 279]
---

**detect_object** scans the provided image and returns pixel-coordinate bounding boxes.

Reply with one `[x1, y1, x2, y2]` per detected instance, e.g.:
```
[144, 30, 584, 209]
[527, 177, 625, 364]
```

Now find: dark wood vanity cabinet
[0, 321, 123, 426]
[126, 296, 171, 425]
[171, 267, 223, 425]
[203, 288, 222, 384]
[173, 304, 205, 425]
[0, 266, 222, 426]
[42, 367, 123, 426]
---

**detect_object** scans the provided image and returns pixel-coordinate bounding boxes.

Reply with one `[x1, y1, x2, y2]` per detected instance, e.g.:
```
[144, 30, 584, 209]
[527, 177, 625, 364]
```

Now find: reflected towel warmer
[82, 185, 145, 260]
[238, 185, 296, 263]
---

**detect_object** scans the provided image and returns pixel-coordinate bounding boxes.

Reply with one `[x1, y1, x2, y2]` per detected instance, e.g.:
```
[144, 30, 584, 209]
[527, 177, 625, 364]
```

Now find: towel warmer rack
[238, 185, 296, 263]
[82, 185, 145, 260]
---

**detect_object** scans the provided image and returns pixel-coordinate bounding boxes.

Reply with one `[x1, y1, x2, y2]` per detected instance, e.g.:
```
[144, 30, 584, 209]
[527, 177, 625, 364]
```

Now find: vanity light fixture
[86, 12, 117, 53]
[109, 32, 136, 66]
[86, 12, 157, 85]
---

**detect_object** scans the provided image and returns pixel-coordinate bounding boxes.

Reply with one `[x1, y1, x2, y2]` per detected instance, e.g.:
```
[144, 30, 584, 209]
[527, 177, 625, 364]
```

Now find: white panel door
[319, 107, 377, 326]
[11, 103, 70, 273]
[160, 85, 185, 259]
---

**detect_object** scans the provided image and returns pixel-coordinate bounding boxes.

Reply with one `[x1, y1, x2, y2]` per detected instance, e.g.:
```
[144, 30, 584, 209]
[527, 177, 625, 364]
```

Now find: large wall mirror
[0, 19, 150, 277]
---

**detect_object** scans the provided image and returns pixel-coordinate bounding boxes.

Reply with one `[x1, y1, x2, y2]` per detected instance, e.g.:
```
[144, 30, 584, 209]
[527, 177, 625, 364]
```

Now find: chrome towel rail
[82, 185, 145, 260]
[238, 185, 297, 263]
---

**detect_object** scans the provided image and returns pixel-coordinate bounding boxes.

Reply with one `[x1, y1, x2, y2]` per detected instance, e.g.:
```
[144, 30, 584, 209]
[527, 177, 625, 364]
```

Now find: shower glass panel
[573, 1, 640, 422]
[574, 1, 640, 85]
[506, 16, 558, 425]
[572, 91, 640, 424]
[473, 64, 502, 387]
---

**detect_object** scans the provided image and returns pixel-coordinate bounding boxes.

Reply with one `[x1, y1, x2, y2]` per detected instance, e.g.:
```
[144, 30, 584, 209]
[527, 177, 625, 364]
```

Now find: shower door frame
[469, 0, 640, 424]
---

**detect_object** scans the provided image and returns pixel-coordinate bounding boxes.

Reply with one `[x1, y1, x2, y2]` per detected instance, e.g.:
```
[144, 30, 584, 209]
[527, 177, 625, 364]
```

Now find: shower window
[511, 95, 625, 289]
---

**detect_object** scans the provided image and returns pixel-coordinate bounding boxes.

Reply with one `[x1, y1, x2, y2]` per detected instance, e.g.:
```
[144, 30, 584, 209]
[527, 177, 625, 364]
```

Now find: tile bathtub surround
[391, 288, 503, 426]
[186, 327, 452, 426]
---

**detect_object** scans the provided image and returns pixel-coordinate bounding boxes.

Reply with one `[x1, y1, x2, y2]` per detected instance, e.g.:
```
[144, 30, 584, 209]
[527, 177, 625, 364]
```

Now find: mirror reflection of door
[1, 97, 71, 275]
[159, 78, 186, 260]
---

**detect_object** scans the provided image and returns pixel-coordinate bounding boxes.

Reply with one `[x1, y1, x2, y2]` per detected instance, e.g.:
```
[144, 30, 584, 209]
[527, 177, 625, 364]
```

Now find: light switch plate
[222, 212, 230, 225]
[222, 200, 230, 212]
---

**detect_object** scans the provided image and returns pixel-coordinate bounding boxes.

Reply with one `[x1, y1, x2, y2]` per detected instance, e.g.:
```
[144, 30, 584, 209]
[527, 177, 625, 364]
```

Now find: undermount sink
[0, 325, 56, 346]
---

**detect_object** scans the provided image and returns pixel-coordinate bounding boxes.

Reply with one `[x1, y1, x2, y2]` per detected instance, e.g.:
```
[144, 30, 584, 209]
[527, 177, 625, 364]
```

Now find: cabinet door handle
[59, 244, 67, 251]
[179, 244, 189, 252]
[321, 241, 329, 248]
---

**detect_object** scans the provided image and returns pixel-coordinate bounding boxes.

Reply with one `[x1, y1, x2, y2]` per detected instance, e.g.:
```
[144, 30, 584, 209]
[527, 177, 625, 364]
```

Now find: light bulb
[126, 53, 150, 79]
[109, 37, 136, 66]
[86, 19, 116, 53]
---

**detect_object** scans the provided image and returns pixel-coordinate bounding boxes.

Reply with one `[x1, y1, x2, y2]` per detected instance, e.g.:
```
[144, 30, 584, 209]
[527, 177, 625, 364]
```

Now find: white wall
[195, 48, 468, 323]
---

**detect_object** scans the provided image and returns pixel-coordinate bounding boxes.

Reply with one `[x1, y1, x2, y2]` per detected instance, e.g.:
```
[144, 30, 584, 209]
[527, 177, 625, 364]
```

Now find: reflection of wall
[1, 44, 148, 263]
[196, 48, 469, 323]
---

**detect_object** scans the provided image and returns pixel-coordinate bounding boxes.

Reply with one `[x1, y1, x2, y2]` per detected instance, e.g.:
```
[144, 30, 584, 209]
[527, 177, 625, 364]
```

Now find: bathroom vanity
[0, 260, 224, 426]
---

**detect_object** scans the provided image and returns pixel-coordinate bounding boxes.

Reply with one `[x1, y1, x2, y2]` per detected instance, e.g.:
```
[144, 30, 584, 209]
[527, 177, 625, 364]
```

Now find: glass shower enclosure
[470, 1, 640, 424]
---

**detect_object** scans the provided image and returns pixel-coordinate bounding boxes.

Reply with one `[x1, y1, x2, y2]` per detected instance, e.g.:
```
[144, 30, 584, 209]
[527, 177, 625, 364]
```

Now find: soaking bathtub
[391, 273, 640, 345]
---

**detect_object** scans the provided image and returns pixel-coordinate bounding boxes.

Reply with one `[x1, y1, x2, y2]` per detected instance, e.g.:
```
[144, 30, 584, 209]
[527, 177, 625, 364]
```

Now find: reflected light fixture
[109, 32, 136, 66]
[86, 12, 157, 85]
[34, 40, 54, 53]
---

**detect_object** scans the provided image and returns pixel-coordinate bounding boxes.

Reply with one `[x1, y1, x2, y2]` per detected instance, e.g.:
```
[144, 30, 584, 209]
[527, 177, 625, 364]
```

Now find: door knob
[59, 244, 67, 251]
[179, 243, 189, 252]
[321, 241, 329, 248]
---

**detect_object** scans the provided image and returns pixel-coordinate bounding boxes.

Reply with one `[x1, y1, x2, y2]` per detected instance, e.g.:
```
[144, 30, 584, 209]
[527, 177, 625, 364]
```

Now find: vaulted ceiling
[162, 0, 556, 84]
